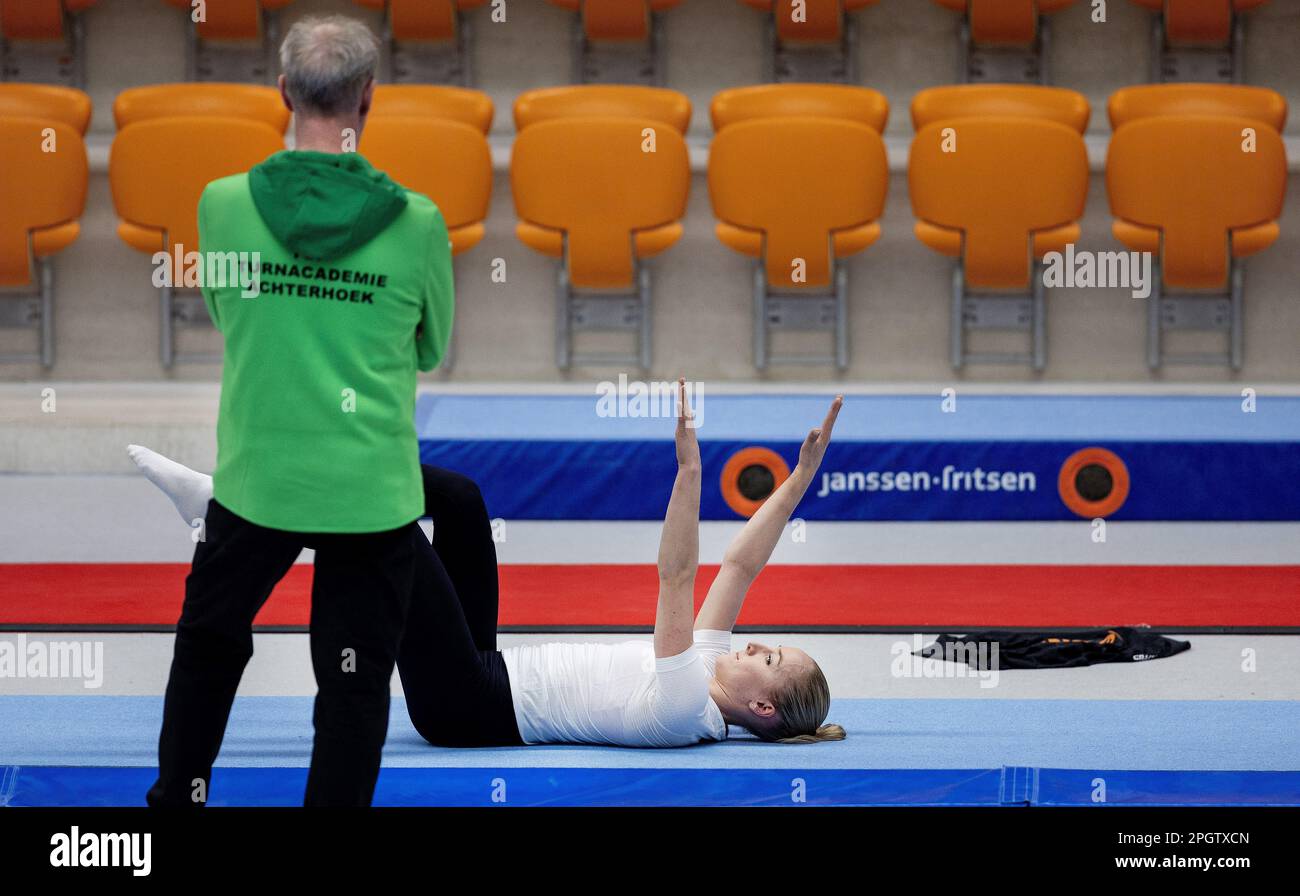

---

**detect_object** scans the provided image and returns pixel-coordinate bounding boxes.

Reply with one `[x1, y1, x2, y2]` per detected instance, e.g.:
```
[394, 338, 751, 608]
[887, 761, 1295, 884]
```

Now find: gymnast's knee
[405, 695, 478, 748]
[420, 465, 487, 520]
[408, 709, 456, 747]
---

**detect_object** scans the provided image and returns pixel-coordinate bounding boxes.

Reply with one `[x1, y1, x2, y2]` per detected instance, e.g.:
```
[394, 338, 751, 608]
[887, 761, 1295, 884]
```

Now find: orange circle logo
[1058, 447, 1130, 519]
[720, 447, 791, 518]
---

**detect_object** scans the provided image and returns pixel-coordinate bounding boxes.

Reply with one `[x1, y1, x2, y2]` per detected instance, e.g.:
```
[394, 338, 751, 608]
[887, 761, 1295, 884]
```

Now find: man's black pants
[146, 499, 416, 807]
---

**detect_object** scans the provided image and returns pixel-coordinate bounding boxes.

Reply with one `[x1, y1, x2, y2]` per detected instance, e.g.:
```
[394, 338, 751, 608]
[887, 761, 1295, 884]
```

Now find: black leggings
[397, 465, 524, 747]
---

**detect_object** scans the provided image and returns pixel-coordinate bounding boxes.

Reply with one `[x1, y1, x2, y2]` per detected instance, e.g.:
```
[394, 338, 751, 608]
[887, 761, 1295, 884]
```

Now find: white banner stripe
[492, 521, 1300, 566]
[1, 476, 1297, 565]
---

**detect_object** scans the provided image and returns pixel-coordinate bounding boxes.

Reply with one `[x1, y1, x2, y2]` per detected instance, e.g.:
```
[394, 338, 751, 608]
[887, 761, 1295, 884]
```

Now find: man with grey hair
[145, 15, 455, 807]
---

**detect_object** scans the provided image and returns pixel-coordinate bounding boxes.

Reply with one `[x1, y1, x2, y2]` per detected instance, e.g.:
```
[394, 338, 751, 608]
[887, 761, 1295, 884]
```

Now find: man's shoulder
[200, 172, 252, 205]
[396, 189, 444, 225]
[387, 185, 444, 224]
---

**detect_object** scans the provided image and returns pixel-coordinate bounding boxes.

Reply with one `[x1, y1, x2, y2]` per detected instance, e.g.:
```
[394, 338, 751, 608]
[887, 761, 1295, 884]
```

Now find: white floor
[2, 632, 1296, 702]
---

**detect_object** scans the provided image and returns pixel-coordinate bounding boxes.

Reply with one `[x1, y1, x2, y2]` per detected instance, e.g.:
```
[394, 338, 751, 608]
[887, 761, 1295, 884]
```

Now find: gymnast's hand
[674, 377, 700, 470]
[797, 394, 843, 474]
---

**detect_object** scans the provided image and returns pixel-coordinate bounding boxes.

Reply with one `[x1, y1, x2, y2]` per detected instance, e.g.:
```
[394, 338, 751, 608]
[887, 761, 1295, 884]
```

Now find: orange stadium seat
[0, 0, 97, 87]
[549, 0, 680, 41]
[710, 82, 888, 132]
[161, 0, 294, 82]
[371, 84, 493, 131]
[932, 0, 1076, 44]
[109, 116, 284, 366]
[354, 0, 485, 42]
[1130, 0, 1268, 45]
[1108, 81, 1286, 131]
[1129, 1, 1270, 81]
[160, 0, 292, 40]
[113, 82, 289, 131]
[0, 0, 95, 39]
[911, 83, 1089, 131]
[0, 82, 91, 133]
[514, 84, 690, 132]
[547, 1, 682, 84]
[0, 104, 88, 366]
[1106, 83, 1287, 369]
[360, 109, 493, 370]
[709, 85, 889, 369]
[740, 0, 877, 44]
[511, 97, 690, 368]
[909, 85, 1090, 370]
[931, 0, 1077, 83]
[739, 1, 877, 82]
[353, 1, 485, 85]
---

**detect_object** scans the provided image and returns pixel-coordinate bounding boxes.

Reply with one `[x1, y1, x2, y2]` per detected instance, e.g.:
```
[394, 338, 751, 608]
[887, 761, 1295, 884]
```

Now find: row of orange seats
[0, 0, 1271, 67]
[0, 80, 1288, 369]
[0, 82, 493, 365]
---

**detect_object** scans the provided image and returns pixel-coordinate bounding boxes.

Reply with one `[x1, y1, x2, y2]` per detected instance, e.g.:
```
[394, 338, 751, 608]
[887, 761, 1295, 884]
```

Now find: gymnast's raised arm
[694, 395, 843, 633]
[653, 378, 701, 660]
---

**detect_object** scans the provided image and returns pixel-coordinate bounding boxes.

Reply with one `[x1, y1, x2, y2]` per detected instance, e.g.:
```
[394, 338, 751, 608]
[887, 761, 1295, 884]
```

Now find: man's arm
[654, 379, 701, 660]
[196, 188, 220, 332]
[416, 207, 455, 372]
[694, 396, 842, 633]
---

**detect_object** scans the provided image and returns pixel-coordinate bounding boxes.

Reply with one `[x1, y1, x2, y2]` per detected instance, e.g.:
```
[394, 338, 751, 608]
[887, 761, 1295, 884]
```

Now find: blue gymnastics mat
[2, 697, 1297, 806]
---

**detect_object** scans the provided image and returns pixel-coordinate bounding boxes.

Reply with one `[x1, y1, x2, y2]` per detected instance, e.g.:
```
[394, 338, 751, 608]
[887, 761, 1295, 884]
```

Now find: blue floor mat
[2, 697, 1297, 806]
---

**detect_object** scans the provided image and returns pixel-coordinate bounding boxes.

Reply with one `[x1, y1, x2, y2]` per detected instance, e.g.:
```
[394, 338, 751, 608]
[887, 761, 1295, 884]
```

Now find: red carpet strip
[1, 563, 1296, 630]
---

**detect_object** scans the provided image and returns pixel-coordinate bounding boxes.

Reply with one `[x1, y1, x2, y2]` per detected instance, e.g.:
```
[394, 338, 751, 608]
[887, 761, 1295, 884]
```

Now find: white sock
[127, 444, 214, 527]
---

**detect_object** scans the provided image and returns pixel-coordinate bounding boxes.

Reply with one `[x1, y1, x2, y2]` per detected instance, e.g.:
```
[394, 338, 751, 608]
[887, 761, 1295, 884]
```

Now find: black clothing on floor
[916, 627, 1191, 670]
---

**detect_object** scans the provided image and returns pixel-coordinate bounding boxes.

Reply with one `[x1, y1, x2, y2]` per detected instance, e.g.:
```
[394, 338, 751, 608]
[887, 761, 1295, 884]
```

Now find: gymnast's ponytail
[778, 724, 847, 744]
[761, 660, 846, 744]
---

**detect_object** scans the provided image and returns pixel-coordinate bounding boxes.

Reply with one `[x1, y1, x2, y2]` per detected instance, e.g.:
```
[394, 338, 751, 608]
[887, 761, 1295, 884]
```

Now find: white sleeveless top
[500, 630, 732, 747]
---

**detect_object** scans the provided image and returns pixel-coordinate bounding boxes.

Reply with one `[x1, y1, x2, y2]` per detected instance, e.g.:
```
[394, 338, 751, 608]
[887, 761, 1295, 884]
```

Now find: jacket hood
[247, 150, 409, 261]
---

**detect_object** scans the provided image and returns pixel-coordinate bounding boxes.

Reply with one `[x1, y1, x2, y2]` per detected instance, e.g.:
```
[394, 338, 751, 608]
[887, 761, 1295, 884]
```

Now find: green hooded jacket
[198, 150, 454, 533]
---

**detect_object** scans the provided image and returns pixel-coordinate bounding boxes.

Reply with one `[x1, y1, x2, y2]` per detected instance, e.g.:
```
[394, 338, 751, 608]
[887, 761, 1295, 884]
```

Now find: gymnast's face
[717, 641, 813, 720]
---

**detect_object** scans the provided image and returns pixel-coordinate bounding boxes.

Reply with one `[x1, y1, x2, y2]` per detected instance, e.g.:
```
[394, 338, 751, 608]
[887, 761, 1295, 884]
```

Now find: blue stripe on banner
[414, 394, 1300, 442]
[418, 439, 1300, 520]
[6, 766, 1300, 807]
